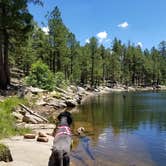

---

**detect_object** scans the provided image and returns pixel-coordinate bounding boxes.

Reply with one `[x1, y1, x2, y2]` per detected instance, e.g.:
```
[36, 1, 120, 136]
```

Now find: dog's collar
[55, 126, 71, 137]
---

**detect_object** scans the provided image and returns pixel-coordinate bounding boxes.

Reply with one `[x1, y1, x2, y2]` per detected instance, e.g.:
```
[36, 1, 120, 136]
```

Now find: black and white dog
[48, 111, 73, 166]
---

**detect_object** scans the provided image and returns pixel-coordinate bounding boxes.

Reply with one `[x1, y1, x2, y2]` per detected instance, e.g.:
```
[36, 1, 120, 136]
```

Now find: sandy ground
[0, 129, 76, 166]
[0, 130, 52, 166]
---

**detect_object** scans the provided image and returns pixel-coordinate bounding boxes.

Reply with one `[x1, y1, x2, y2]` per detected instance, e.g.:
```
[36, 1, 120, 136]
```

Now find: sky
[28, 0, 166, 50]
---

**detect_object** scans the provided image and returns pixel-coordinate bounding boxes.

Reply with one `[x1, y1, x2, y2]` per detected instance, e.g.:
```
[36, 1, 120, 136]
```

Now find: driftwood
[19, 104, 48, 123]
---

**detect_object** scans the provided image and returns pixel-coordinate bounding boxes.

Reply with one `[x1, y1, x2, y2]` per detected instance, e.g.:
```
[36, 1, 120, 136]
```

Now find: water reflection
[72, 91, 166, 166]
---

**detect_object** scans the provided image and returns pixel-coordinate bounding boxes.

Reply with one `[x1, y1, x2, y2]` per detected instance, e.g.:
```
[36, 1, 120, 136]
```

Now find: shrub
[55, 72, 68, 88]
[0, 97, 30, 139]
[26, 61, 55, 91]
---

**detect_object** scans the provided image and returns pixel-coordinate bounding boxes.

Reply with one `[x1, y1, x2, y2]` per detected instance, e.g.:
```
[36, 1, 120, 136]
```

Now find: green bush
[0, 97, 30, 139]
[26, 61, 55, 91]
[55, 72, 68, 88]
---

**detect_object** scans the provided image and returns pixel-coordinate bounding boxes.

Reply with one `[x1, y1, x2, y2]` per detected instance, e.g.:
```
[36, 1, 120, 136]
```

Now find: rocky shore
[2, 84, 166, 127]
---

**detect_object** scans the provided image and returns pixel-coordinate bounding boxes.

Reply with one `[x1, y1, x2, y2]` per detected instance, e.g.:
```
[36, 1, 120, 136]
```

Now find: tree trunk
[0, 6, 10, 90]
[91, 55, 94, 87]
[4, 30, 10, 86]
[0, 42, 8, 90]
[53, 51, 56, 73]
[57, 50, 61, 71]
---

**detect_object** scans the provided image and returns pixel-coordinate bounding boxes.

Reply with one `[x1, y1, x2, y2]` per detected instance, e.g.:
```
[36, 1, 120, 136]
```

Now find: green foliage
[55, 72, 68, 88]
[0, 97, 30, 139]
[3, 4, 166, 88]
[0, 144, 7, 152]
[26, 61, 55, 91]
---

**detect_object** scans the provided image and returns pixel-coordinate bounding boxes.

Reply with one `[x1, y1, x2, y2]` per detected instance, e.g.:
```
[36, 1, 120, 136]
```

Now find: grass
[0, 96, 31, 139]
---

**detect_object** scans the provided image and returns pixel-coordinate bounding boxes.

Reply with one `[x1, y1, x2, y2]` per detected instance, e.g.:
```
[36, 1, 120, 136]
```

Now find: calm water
[71, 91, 166, 166]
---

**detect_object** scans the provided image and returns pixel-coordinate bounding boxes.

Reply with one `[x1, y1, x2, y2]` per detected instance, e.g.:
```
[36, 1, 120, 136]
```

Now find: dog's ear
[57, 111, 72, 125]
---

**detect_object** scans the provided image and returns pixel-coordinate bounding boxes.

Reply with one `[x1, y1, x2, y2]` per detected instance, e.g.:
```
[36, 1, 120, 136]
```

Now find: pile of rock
[12, 104, 48, 124]
[23, 85, 88, 110]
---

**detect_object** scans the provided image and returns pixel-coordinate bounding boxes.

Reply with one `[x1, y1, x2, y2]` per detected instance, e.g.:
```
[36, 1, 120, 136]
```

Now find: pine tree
[0, 0, 42, 89]
[47, 6, 68, 73]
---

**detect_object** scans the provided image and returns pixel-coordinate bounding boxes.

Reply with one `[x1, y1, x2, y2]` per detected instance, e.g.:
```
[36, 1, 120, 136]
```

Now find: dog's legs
[48, 150, 60, 166]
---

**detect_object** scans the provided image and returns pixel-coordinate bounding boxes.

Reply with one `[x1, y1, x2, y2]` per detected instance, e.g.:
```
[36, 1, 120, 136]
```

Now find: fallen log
[19, 104, 48, 123]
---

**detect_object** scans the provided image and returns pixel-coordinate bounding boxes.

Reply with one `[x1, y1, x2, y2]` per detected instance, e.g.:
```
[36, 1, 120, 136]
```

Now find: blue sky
[28, 0, 166, 50]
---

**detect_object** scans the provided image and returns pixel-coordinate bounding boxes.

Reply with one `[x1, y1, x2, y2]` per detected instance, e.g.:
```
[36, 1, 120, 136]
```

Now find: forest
[1, 0, 166, 90]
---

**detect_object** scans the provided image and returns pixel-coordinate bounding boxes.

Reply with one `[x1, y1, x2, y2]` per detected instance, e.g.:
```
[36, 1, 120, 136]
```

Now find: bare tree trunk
[91, 55, 94, 87]
[4, 30, 10, 85]
[0, 38, 8, 90]
[0, 5, 10, 90]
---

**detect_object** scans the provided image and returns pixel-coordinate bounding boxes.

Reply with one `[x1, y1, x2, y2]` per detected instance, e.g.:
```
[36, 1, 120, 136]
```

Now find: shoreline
[80, 85, 166, 103]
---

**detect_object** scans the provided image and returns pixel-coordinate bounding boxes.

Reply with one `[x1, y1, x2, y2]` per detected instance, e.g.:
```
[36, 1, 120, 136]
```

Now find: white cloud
[118, 21, 129, 28]
[137, 42, 143, 48]
[41, 26, 49, 35]
[85, 38, 90, 43]
[96, 31, 108, 43]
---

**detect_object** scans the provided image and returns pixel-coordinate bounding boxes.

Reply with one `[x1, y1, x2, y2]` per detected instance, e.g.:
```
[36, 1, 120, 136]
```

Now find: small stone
[38, 132, 47, 137]
[36, 136, 48, 142]
[24, 134, 36, 139]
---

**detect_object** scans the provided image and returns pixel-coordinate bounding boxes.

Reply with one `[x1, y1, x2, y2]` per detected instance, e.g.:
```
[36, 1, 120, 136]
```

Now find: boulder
[68, 85, 77, 93]
[35, 99, 47, 106]
[24, 134, 36, 139]
[47, 98, 67, 108]
[36, 136, 48, 142]
[38, 132, 47, 137]
[65, 99, 77, 107]
[55, 87, 67, 94]
[22, 115, 38, 124]
[0, 144, 13, 162]
[50, 91, 61, 99]
[26, 86, 46, 95]
[61, 93, 72, 100]
[77, 86, 86, 94]
[12, 112, 23, 121]
[23, 114, 45, 124]
[75, 95, 82, 104]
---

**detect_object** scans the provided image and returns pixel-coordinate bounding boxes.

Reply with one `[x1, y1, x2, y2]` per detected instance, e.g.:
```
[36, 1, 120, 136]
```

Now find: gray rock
[65, 99, 77, 107]
[55, 87, 67, 94]
[36, 99, 47, 106]
[26, 86, 46, 94]
[77, 86, 85, 94]
[0, 144, 13, 162]
[12, 112, 23, 121]
[69, 85, 77, 92]
[22, 115, 38, 124]
[47, 98, 67, 108]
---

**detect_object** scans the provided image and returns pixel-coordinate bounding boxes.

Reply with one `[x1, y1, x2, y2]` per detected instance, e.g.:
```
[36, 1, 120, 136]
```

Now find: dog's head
[77, 127, 85, 135]
[57, 111, 72, 126]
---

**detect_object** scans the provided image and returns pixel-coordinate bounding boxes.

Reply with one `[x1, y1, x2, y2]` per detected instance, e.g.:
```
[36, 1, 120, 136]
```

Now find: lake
[71, 91, 166, 166]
